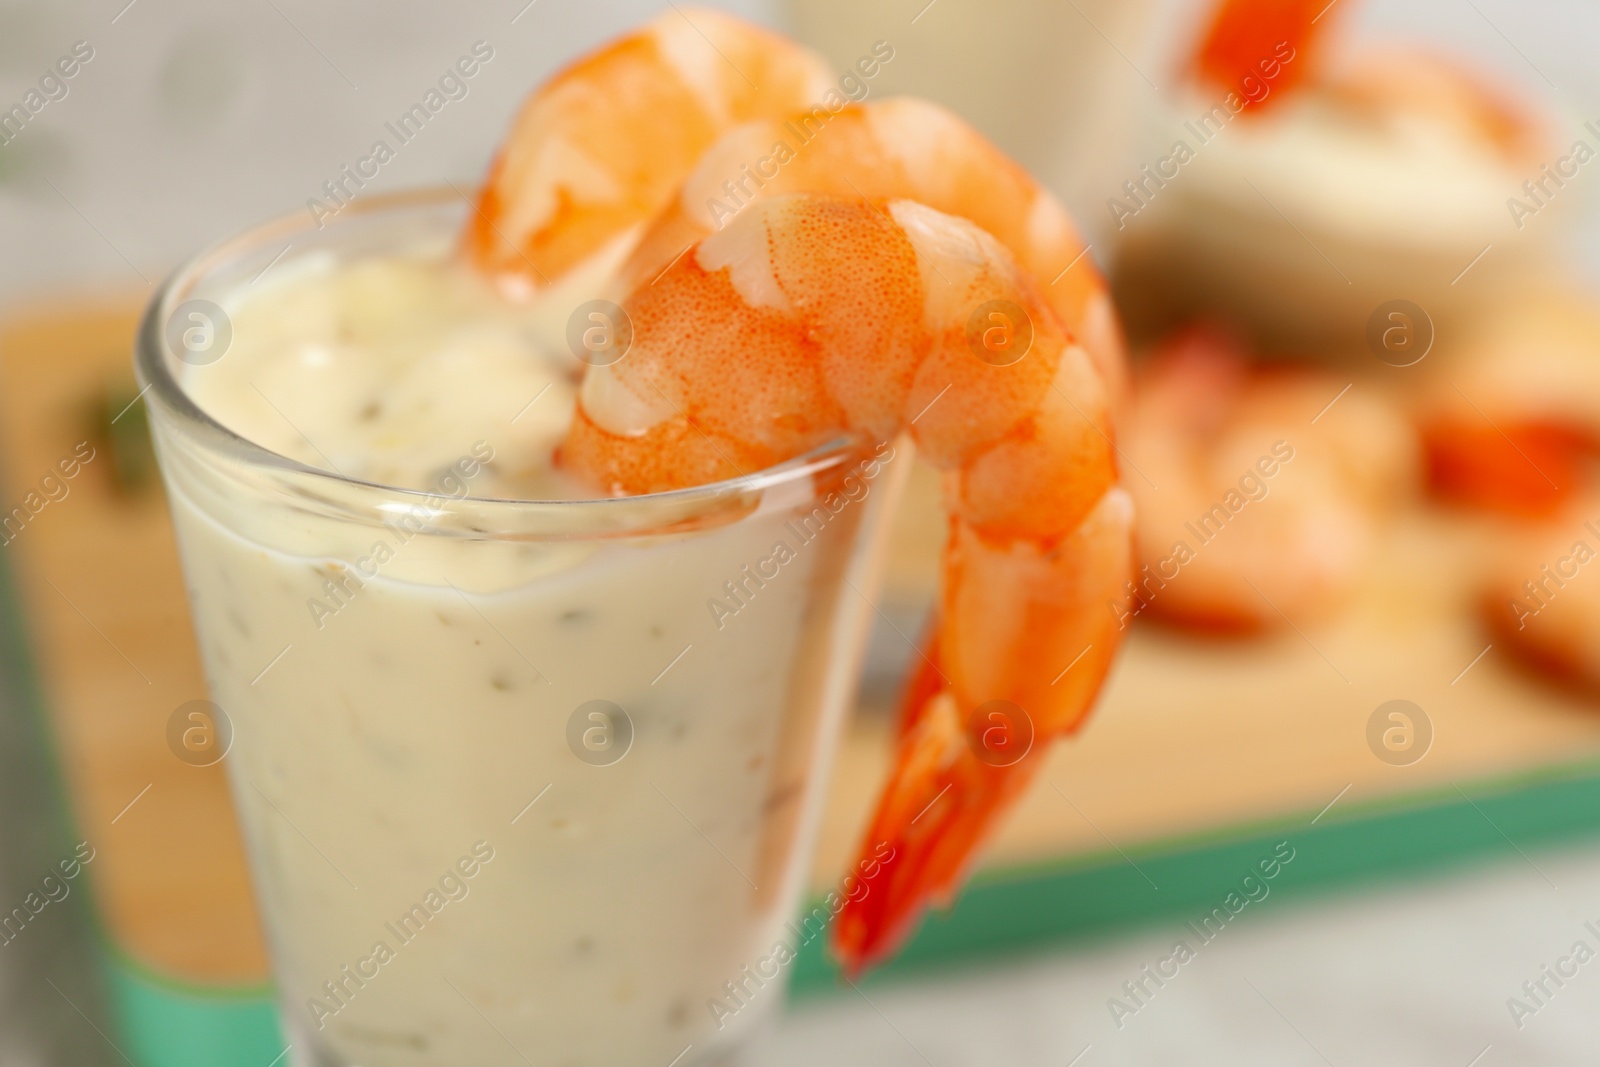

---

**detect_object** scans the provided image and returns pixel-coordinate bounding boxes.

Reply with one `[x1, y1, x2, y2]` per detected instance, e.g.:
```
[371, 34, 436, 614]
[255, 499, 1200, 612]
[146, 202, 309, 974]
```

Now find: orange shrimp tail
[1190, 0, 1340, 113]
[833, 697, 1041, 975]
[836, 490, 1134, 975]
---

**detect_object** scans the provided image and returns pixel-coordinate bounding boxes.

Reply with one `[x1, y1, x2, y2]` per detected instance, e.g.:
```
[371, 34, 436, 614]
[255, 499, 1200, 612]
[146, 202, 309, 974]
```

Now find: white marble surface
[766, 843, 1600, 1066]
[3, 1, 1600, 1065]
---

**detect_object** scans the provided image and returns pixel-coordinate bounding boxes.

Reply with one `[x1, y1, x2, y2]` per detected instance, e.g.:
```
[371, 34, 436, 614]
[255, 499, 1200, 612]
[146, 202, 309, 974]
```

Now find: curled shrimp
[614, 96, 1127, 405]
[1123, 329, 1416, 631]
[464, 7, 832, 288]
[559, 193, 1132, 972]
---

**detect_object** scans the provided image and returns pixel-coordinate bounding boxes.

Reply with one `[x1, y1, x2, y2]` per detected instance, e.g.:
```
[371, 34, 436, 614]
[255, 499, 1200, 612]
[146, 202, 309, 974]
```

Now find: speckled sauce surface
[156, 251, 891, 1066]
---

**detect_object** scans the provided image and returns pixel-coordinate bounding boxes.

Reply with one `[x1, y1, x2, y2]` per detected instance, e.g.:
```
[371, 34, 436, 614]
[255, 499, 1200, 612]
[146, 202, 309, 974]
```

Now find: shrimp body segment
[464, 7, 833, 287]
[561, 194, 1133, 972]
[617, 97, 1127, 406]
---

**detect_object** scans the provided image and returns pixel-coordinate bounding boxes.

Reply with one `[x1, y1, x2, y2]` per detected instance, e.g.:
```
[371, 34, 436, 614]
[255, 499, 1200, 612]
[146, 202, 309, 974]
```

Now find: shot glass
[136, 191, 903, 1067]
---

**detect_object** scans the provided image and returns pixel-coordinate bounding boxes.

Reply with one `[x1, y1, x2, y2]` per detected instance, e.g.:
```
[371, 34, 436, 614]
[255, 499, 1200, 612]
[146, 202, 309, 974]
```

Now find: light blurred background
[5, 0, 1600, 1065]
[3, 0, 1599, 295]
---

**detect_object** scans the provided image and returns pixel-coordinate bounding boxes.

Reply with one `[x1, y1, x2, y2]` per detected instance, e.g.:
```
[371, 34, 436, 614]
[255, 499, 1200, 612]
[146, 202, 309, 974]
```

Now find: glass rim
[133, 185, 865, 527]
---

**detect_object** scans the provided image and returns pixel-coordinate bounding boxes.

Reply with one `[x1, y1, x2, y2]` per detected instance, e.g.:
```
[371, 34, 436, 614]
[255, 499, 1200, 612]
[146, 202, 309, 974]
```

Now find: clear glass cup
[135, 190, 903, 1067]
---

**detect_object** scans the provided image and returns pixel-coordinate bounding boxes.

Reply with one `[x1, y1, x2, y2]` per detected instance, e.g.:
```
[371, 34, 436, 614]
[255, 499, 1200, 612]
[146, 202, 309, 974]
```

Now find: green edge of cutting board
[104, 954, 282, 1067]
[788, 755, 1600, 994]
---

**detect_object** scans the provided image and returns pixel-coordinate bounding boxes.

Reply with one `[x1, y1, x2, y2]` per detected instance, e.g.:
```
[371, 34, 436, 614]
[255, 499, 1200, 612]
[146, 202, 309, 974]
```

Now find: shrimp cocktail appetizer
[1121, 0, 1550, 342]
[137, 10, 1132, 1066]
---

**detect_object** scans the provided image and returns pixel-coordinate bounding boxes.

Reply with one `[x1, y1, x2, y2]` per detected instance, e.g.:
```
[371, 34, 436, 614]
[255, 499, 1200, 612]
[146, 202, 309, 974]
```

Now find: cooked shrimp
[464, 7, 833, 288]
[1482, 499, 1600, 695]
[559, 193, 1132, 972]
[1421, 290, 1600, 518]
[615, 97, 1126, 404]
[1188, 0, 1341, 112]
[1123, 328, 1416, 630]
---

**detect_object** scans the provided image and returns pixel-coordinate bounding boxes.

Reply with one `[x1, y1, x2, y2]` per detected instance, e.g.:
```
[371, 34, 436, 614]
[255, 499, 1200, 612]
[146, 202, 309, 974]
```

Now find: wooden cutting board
[0, 298, 267, 986]
[6, 297, 1600, 992]
[819, 503, 1600, 881]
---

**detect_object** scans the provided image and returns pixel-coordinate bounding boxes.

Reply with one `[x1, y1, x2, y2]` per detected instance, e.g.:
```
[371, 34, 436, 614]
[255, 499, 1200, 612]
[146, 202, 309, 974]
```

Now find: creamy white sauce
[186, 253, 581, 499]
[1185, 92, 1519, 249]
[163, 250, 884, 1066]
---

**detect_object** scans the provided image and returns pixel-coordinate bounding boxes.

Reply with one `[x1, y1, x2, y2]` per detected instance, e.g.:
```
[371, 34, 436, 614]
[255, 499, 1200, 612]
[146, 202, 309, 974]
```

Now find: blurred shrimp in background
[1121, 326, 1418, 633]
[1416, 290, 1600, 697]
[1417, 289, 1600, 520]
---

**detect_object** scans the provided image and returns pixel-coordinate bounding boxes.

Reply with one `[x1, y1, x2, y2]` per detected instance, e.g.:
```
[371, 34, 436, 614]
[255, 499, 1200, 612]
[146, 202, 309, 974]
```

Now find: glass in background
[788, 0, 1161, 248]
